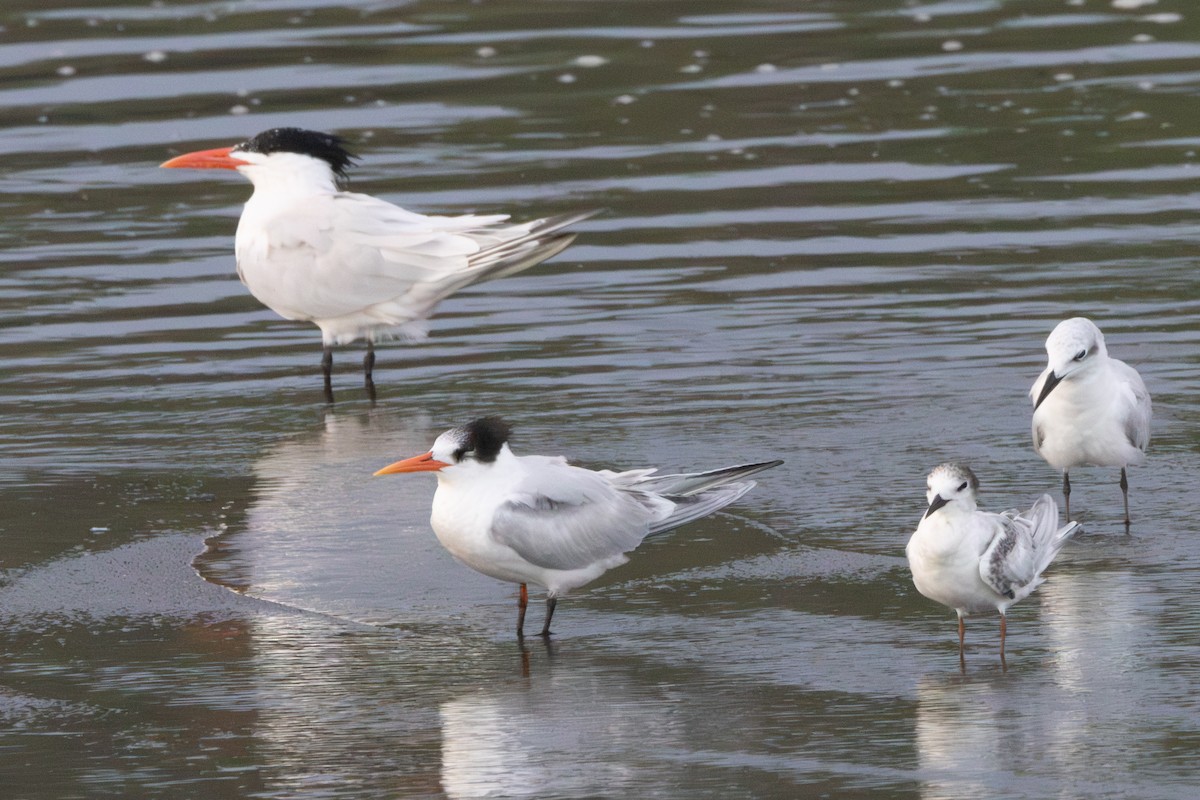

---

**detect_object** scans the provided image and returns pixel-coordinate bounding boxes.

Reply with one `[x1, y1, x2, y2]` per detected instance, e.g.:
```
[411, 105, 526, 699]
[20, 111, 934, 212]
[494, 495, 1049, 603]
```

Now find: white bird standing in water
[906, 463, 1079, 668]
[1030, 317, 1151, 527]
[374, 417, 782, 638]
[161, 128, 595, 401]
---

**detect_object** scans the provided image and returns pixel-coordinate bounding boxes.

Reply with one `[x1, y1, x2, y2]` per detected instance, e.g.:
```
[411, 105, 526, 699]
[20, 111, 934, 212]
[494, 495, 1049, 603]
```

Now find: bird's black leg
[363, 341, 376, 381]
[321, 345, 334, 403]
[363, 341, 377, 402]
[516, 583, 528, 639]
[1120, 467, 1131, 531]
[539, 596, 557, 638]
[1062, 470, 1071, 519]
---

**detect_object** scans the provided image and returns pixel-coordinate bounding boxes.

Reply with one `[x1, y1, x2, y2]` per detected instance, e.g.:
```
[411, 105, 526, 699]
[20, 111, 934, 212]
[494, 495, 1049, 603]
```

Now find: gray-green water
[2, 0, 1199, 797]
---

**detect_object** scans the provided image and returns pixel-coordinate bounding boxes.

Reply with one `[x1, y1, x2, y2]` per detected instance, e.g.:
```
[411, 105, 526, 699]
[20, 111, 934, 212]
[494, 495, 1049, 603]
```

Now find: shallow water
[2, 0, 1199, 797]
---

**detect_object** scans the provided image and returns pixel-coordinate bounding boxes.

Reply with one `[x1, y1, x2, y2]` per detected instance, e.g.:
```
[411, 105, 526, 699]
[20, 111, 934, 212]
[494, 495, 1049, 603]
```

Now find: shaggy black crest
[456, 417, 512, 464]
[236, 128, 358, 180]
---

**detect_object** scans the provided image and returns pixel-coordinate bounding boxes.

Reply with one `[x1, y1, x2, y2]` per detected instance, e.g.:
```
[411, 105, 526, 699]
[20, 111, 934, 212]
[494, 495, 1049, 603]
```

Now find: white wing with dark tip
[489, 458, 782, 571]
[238, 196, 596, 336]
[599, 460, 783, 497]
[599, 460, 783, 535]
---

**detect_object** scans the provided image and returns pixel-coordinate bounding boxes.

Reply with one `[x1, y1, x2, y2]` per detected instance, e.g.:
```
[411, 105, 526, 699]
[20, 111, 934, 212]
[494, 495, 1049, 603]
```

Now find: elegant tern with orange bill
[375, 417, 782, 638]
[161, 128, 595, 401]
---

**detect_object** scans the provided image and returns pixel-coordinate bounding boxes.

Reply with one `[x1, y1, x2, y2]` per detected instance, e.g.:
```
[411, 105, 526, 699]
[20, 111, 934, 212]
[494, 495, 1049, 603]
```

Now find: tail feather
[1046, 520, 1081, 563]
[648, 481, 758, 537]
[638, 459, 781, 536]
[625, 460, 783, 497]
[1016, 494, 1079, 576]
[468, 209, 601, 280]
[396, 209, 599, 319]
[474, 231, 578, 281]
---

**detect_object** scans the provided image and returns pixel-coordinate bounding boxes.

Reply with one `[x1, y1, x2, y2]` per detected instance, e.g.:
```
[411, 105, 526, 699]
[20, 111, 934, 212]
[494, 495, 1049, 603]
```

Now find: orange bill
[160, 146, 250, 170]
[374, 451, 450, 475]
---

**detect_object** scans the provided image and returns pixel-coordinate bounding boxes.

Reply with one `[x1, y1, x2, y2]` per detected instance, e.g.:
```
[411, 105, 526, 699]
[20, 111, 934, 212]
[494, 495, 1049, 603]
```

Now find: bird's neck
[923, 503, 975, 531]
[435, 450, 521, 491]
[1054, 360, 1109, 402]
[247, 176, 338, 203]
[239, 157, 340, 202]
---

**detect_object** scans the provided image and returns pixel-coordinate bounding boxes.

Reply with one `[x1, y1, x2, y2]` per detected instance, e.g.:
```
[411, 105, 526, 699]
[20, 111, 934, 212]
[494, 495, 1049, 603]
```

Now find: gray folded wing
[491, 458, 780, 570]
[1117, 361, 1152, 455]
[490, 465, 671, 572]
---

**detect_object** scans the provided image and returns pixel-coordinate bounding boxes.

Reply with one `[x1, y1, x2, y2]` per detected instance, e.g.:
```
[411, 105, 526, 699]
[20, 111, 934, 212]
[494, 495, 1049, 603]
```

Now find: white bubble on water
[573, 55, 608, 68]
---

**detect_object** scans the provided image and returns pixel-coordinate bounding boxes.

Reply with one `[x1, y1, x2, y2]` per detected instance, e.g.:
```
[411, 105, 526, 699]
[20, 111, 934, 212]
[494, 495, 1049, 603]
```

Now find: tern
[906, 463, 1079, 668]
[161, 128, 595, 401]
[1030, 317, 1151, 527]
[374, 417, 782, 638]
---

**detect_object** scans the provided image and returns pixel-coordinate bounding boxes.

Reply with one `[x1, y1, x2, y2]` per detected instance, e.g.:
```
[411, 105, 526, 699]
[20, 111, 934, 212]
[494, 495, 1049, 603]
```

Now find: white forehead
[430, 427, 467, 458]
[1046, 317, 1103, 355]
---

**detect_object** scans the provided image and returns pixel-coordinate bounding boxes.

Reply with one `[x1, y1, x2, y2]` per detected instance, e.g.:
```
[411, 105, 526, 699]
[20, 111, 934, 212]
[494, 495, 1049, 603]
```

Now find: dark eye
[452, 447, 470, 461]
[957, 481, 968, 491]
[1073, 349, 1087, 361]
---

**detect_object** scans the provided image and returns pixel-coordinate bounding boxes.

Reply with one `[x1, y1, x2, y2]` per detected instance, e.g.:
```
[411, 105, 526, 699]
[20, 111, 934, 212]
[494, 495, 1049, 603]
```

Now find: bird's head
[1034, 317, 1107, 409]
[374, 417, 513, 478]
[160, 128, 358, 189]
[923, 462, 979, 519]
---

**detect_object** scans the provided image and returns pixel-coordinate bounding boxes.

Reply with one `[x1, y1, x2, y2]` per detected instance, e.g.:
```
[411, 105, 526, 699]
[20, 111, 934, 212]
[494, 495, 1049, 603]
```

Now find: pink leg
[517, 583, 528, 638]
[1000, 614, 1008, 671]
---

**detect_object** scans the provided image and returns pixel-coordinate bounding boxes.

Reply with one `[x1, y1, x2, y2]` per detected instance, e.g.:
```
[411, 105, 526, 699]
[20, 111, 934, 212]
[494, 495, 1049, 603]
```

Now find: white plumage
[1030, 317, 1151, 526]
[906, 463, 1079, 667]
[375, 417, 782, 638]
[162, 128, 594, 399]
